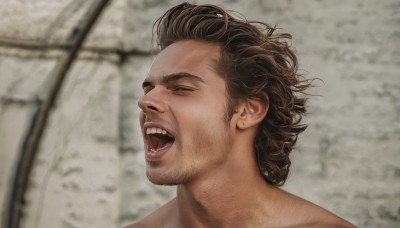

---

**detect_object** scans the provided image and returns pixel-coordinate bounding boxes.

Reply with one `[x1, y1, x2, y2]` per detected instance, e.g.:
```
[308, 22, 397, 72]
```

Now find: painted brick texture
[120, 1, 400, 227]
[0, 0, 399, 227]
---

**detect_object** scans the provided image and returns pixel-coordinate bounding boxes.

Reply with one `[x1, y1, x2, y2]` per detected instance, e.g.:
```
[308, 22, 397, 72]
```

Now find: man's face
[138, 40, 235, 185]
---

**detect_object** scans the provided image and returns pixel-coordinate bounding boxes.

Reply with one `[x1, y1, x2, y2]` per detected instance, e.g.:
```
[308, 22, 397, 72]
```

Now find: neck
[175, 137, 278, 227]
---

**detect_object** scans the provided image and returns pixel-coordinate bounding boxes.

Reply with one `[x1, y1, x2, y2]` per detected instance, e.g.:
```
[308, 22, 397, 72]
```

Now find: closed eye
[173, 86, 191, 91]
[171, 86, 195, 94]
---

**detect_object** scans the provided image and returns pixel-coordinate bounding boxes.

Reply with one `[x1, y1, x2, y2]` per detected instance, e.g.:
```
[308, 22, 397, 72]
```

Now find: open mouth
[146, 127, 175, 153]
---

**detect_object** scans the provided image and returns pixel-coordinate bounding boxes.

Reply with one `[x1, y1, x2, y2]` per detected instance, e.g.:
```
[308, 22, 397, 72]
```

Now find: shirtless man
[126, 2, 355, 227]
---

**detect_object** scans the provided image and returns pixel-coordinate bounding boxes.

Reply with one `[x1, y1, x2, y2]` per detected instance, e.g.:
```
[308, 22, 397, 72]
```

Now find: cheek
[176, 98, 226, 127]
[189, 116, 232, 168]
[171, 93, 228, 138]
[179, 102, 229, 145]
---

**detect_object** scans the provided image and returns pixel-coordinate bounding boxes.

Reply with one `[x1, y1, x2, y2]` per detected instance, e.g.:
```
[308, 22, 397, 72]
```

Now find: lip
[145, 142, 173, 161]
[142, 122, 175, 161]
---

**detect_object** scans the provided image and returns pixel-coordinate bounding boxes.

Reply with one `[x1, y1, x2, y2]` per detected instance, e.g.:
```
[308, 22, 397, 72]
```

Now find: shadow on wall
[0, 0, 399, 228]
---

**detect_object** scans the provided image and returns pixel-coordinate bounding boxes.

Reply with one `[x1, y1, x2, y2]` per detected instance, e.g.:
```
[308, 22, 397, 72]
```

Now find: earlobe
[237, 95, 269, 130]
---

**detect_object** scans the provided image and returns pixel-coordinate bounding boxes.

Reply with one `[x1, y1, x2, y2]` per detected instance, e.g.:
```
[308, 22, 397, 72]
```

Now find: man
[127, 2, 355, 227]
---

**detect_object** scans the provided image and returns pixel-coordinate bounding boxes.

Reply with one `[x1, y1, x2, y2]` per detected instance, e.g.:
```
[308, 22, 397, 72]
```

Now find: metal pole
[2, 1, 111, 227]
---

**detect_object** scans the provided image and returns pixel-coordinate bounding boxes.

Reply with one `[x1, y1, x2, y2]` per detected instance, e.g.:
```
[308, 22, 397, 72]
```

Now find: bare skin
[125, 40, 355, 228]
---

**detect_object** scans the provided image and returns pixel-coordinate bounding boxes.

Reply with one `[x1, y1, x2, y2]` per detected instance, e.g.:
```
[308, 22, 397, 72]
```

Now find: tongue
[151, 134, 174, 151]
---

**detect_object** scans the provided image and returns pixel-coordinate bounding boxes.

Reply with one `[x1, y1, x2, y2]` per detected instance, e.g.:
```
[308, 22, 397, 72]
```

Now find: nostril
[147, 105, 157, 111]
[139, 99, 161, 113]
[138, 96, 165, 113]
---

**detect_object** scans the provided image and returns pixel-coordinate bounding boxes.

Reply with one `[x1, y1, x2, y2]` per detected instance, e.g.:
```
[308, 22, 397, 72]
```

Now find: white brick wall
[1, 0, 399, 227]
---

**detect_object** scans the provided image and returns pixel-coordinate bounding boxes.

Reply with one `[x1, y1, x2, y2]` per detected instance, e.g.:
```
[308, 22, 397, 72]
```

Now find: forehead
[147, 40, 222, 81]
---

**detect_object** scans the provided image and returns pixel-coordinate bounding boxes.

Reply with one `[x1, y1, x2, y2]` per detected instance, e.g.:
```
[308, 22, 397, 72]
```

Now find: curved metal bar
[2, 1, 111, 227]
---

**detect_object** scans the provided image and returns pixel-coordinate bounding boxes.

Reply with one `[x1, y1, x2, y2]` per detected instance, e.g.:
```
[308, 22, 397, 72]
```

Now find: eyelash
[172, 86, 193, 92]
[142, 85, 194, 95]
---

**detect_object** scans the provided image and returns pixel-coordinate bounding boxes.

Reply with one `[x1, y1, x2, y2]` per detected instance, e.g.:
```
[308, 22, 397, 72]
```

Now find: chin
[146, 168, 191, 186]
[146, 170, 176, 186]
[147, 177, 179, 186]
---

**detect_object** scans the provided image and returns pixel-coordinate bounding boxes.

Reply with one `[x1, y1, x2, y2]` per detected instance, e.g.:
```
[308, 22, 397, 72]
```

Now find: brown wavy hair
[154, 2, 312, 186]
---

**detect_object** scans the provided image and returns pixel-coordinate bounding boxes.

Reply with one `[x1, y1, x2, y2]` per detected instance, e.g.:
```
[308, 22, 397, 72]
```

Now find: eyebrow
[142, 72, 205, 88]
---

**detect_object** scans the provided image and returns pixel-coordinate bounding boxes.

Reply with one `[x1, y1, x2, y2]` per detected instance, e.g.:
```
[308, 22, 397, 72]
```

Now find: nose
[138, 89, 166, 114]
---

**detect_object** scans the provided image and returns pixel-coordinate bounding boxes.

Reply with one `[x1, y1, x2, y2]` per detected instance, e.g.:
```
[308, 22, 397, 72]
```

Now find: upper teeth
[146, 127, 167, 135]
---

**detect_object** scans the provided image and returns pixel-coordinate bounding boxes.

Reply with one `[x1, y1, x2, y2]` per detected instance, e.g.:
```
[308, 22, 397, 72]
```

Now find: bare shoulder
[123, 198, 177, 228]
[276, 189, 356, 228]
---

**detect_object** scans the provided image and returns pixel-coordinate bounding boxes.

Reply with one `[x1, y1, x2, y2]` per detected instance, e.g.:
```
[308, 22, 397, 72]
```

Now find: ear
[236, 94, 269, 130]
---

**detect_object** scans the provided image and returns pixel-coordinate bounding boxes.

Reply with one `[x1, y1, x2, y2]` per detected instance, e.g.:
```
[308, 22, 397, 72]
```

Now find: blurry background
[0, 0, 399, 227]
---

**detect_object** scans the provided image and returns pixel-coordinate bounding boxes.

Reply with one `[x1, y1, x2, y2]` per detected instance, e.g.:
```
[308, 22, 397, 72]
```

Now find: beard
[145, 103, 233, 186]
[145, 136, 206, 186]
[146, 164, 194, 186]
[146, 126, 232, 186]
